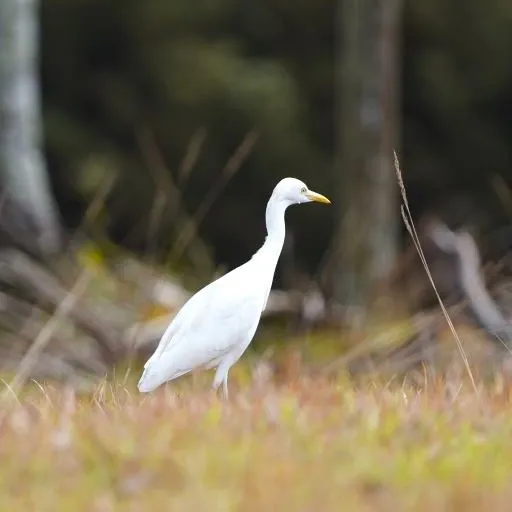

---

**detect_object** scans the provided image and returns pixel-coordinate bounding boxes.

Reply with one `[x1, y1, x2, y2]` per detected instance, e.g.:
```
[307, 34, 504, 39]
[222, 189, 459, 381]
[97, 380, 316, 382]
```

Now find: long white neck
[252, 195, 288, 267]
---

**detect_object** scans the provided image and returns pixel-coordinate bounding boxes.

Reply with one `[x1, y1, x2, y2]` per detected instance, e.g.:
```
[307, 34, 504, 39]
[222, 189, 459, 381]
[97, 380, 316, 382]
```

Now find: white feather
[137, 177, 330, 396]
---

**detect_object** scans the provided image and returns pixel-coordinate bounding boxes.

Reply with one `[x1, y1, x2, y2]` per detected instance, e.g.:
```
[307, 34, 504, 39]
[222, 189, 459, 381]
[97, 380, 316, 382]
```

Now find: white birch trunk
[0, 0, 61, 254]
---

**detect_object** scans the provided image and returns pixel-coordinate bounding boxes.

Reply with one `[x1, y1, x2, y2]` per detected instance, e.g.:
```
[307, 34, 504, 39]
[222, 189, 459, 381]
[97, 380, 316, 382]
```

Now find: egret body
[137, 178, 330, 397]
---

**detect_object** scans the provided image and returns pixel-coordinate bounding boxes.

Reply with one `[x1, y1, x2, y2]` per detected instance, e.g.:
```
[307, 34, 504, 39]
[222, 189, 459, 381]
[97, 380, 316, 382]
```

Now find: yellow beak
[305, 190, 331, 204]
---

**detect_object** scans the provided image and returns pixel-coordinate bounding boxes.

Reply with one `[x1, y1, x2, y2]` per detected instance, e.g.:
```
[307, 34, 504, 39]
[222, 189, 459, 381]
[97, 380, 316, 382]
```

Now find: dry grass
[2, 365, 512, 511]
[1, 152, 508, 510]
[394, 151, 478, 393]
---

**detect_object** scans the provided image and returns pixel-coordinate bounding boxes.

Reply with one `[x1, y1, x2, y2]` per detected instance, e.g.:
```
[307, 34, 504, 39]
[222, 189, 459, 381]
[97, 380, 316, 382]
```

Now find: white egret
[137, 177, 330, 397]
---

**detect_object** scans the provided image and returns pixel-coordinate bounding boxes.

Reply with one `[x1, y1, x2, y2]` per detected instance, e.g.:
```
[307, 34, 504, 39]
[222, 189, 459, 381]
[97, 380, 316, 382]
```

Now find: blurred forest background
[1, 0, 512, 388]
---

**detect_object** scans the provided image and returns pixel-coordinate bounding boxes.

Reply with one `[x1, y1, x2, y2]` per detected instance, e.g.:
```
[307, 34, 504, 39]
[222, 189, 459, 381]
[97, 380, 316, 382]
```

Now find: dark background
[38, 0, 512, 275]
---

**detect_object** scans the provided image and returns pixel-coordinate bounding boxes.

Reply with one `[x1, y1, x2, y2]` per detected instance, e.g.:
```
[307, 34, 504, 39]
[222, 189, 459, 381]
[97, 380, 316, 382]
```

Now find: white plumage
[137, 177, 330, 397]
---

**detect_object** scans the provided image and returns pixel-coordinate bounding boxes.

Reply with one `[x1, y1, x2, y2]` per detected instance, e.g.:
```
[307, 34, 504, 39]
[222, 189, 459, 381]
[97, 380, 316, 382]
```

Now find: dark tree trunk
[323, 0, 402, 322]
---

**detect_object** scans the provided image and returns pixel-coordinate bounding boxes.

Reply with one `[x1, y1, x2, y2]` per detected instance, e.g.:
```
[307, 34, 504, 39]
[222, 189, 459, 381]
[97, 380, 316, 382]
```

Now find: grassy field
[1, 361, 512, 512]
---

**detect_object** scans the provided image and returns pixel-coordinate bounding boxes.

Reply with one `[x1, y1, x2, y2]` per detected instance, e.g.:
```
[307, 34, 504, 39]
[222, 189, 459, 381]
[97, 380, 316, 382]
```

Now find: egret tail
[137, 366, 160, 393]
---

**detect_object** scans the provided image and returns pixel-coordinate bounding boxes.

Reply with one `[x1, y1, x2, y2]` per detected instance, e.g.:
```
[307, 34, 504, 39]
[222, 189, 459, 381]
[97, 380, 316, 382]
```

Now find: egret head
[272, 177, 331, 206]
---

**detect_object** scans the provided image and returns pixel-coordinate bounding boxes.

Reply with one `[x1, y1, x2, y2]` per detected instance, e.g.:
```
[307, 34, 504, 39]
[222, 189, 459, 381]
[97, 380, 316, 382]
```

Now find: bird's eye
[301, 187, 307, 193]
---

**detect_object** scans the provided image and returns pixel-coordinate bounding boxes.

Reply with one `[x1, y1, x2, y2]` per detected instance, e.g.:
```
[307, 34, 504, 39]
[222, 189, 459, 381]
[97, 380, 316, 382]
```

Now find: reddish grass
[1, 369, 512, 511]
